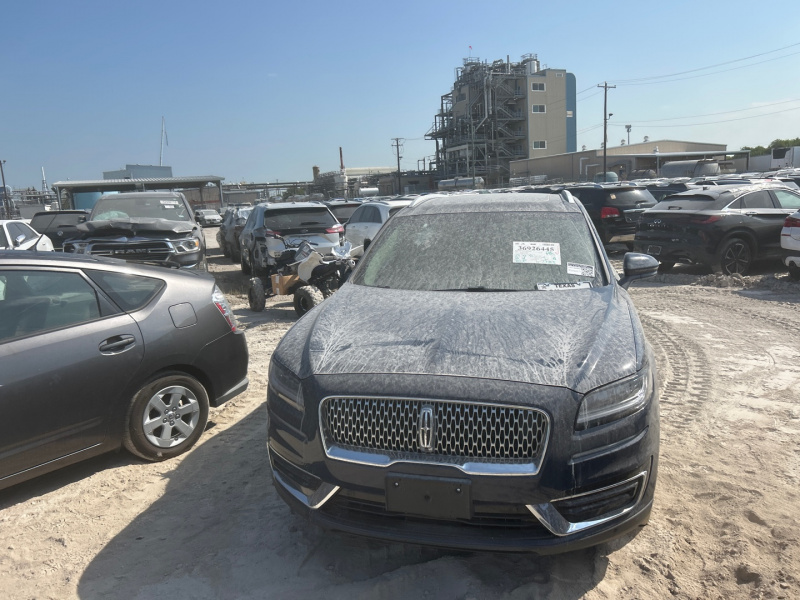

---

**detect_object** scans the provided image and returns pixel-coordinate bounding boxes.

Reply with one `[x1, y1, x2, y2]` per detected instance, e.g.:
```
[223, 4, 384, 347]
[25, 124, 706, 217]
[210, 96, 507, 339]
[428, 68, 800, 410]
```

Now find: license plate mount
[647, 245, 662, 256]
[385, 475, 471, 519]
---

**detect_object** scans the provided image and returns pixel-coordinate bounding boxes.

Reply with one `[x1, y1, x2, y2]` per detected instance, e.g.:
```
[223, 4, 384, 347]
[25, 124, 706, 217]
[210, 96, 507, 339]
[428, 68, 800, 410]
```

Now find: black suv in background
[63, 192, 207, 270]
[634, 183, 800, 274]
[564, 183, 657, 248]
[29, 210, 89, 250]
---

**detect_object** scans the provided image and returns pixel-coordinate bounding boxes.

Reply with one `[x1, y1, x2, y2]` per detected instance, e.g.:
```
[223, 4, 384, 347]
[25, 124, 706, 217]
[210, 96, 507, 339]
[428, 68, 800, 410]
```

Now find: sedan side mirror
[14, 234, 26, 248]
[618, 253, 659, 289]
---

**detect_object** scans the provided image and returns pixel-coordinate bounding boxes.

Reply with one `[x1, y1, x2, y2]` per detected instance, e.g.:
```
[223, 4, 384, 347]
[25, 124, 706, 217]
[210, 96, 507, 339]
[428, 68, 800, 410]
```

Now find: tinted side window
[365, 206, 382, 223]
[86, 270, 165, 311]
[0, 270, 101, 342]
[771, 189, 800, 210]
[0, 227, 8, 248]
[742, 191, 775, 209]
[349, 206, 366, 223]
[7, 222, 36, 243]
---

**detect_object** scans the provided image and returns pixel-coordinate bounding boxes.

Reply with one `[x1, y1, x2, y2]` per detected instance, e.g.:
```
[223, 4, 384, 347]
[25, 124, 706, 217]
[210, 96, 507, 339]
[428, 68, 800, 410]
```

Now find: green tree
[742, 138, 800, 156]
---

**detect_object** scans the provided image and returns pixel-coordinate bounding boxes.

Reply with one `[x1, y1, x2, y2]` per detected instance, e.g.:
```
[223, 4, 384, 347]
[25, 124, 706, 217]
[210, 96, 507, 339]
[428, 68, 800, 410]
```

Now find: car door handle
[99, 335, 136, 354]
[744, 212, 758, 216]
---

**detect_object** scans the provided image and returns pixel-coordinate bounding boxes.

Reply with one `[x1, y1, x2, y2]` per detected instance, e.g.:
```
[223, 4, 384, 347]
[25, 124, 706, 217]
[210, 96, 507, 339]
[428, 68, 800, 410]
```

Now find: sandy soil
[1, 235, 798, 600]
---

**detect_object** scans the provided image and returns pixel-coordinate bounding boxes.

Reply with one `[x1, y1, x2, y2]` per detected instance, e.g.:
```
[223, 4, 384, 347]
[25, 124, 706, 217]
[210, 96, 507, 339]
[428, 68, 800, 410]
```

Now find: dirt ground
[1, 233, 798, 600]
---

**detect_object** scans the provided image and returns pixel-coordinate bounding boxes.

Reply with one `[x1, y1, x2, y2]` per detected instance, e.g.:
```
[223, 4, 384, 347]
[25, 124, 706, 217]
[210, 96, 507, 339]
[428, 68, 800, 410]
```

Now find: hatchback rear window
[86, 270, 165, 312]
[602, 189, 656, 207]
[263, 208, 336, 230]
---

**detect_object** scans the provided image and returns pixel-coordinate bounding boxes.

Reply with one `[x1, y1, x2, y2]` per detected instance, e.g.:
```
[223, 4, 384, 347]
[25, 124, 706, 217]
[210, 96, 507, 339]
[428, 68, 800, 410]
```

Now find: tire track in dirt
[639, 315, 714, 434]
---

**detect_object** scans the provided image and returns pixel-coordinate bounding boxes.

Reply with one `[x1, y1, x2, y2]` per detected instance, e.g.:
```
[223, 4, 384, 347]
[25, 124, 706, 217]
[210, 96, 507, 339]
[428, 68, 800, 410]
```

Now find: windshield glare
[92, 196, 191, 221]
[352, 211, 606, 291]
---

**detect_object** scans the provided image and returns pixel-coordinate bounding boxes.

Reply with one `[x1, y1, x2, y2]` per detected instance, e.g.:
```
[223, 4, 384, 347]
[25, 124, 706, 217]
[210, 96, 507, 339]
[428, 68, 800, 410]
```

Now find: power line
[623, 98, 800, 124]
[611, 41, 800, 84]
[610, 105, 800, 128]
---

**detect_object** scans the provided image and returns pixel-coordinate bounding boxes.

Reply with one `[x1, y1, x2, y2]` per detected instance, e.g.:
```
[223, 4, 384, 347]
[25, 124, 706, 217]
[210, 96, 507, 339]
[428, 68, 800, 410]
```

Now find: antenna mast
[159, 117, 166, 166]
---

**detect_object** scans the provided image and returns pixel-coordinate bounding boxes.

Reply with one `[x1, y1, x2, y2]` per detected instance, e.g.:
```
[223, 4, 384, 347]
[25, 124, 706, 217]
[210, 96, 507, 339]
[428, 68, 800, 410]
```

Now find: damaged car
[63, 191, 206, 270]
[267, 190, 660, 553]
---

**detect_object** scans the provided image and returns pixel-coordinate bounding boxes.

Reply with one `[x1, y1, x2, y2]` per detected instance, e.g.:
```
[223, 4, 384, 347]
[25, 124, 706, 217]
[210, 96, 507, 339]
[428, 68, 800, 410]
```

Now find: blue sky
[3, 0, 800, 188]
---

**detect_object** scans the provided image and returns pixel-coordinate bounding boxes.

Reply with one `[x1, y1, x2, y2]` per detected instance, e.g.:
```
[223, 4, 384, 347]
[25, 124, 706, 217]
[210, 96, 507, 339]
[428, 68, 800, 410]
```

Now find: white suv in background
[344, 199, 413, 256]
[781, 209, 800, 280]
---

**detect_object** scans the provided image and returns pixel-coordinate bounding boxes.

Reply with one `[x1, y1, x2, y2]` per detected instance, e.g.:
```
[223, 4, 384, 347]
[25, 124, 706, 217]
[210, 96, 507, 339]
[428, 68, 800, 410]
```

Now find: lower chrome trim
[526, 471, 648, 536]
[268, 446, 339, 510]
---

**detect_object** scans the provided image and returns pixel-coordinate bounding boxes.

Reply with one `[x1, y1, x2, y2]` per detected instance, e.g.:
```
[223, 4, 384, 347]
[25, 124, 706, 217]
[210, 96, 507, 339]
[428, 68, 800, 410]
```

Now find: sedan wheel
[718, 239, 752, 275]
[123, 373, 209, 461]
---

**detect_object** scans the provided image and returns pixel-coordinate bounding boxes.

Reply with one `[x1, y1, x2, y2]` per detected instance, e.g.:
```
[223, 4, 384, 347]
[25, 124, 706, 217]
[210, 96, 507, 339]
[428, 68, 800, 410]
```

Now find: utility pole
[625, 124, 631, 146]
[598, 82, 616, 182]
[0, 160, 9, 219]
[392, 138, 404, 195]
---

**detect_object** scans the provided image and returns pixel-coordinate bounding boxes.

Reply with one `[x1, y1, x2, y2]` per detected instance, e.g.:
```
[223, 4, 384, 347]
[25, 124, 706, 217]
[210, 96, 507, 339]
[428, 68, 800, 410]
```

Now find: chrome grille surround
[88, 240, 173, 262]
[319, 396, 550, 476]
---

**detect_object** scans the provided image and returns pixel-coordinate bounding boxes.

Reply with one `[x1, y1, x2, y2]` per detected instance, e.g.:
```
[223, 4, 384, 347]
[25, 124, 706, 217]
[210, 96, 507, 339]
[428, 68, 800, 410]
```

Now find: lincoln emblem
[418, 406, 435, 452]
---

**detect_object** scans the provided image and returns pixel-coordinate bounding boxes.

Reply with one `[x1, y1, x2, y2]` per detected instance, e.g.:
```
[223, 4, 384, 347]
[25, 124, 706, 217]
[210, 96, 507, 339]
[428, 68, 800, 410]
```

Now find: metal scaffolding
[427, 54, 540, 188]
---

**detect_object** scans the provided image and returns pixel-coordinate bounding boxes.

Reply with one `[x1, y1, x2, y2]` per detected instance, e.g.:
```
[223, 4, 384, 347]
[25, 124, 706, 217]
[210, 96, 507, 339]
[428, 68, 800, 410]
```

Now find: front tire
[788, 264, 800, 281]
[657, 261, 675, 273]
[248, 277, 266, 312]
[123, 373, 210, 462]
[293, 285, 324, 316]
[717, 238, 753, 275]
[240, 249, 252, 275]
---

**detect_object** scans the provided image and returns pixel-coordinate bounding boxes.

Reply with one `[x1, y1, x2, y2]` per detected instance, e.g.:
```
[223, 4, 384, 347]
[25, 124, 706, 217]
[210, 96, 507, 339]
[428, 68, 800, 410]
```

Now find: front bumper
[266, 373, 659, 553]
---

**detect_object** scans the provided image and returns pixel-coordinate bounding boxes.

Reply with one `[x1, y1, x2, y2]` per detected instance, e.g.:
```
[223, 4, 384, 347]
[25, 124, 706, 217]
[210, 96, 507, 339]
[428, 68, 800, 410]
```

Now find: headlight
[268, 358, 304, 410]
[575, 360, 653, 430]
[174, 238, 201, 253]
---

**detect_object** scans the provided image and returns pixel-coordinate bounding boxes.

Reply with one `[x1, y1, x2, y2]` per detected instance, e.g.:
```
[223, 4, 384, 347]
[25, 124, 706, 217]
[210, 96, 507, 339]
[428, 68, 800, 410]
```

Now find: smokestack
[312, 166, 320, 180]
[339, 147, 345, 171]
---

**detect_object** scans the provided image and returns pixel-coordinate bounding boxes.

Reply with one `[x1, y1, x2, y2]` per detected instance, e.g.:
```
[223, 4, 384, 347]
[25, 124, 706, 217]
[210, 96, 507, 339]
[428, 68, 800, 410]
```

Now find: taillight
[601, 207, 621, 219]
[689, 215, 723, 224]
[212, 285, 237, 332]
[785, 215, 800, 228]
[326, 224, 344, 234]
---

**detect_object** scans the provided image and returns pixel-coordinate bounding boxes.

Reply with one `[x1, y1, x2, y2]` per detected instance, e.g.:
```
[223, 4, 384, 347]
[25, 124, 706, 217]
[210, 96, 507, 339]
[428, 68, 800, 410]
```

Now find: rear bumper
[633, 237, 716, 266]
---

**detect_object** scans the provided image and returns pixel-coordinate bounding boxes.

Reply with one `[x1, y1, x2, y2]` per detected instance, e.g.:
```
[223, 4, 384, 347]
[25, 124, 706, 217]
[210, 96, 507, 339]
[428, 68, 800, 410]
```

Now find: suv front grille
[320, 397, 549, 471]
[89, 241, 172, 262]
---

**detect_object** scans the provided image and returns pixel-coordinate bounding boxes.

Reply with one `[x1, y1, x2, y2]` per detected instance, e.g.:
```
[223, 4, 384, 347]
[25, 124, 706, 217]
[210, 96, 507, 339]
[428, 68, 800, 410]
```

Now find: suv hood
[275, 283, 642, 395]
[77, 218, 196, 238]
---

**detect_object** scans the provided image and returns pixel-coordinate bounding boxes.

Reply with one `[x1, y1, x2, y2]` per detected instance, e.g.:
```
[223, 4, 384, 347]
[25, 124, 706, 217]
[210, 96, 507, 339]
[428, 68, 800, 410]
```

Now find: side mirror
[618, 253, 659, 289]
[14, 234, 26, 247]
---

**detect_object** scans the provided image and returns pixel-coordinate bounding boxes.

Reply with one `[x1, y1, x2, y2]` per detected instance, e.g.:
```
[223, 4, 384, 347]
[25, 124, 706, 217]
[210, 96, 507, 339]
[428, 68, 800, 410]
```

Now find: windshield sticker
[160, 200, 180, 206]
[567, 262, 595, 277]
[513, 242, 561, 265]
[537, 282, 592, 291]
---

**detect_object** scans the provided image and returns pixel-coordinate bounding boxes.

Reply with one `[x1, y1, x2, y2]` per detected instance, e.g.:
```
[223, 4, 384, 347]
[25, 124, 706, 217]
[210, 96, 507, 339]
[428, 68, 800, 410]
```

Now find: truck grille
[89, 241, 172, 262]
[320, 397, 549, 470]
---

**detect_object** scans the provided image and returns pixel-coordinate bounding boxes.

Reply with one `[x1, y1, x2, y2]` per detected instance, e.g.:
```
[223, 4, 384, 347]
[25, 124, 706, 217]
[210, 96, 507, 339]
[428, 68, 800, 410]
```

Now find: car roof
[259, 201, 330, 211]
[400, 191, 581, 216]
[0, 250, 210, 279]
[664, 182, 795, 200]
[363, 199, 415, 208]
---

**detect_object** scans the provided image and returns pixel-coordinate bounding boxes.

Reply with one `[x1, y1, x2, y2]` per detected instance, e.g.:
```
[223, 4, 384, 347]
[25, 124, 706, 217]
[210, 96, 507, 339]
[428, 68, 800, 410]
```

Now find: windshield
[352, 211, 606, 291]
[91, 196, 191, 221]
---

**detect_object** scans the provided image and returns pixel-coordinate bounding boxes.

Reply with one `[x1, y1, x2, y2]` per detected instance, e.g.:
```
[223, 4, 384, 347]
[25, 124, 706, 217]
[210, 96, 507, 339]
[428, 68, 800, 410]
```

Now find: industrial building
[509, 140, 751, 183]
[427, 54, 576, 187]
